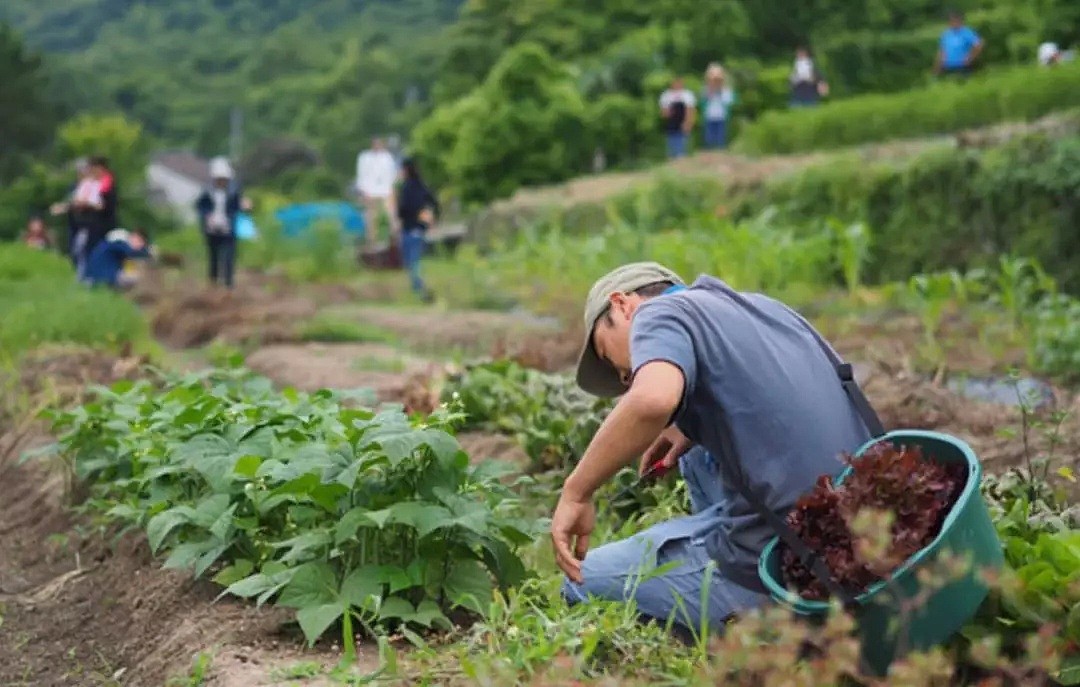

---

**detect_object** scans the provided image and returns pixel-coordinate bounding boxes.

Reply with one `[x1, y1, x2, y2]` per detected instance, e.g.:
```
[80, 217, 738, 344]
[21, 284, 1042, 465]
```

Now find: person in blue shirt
[935, 10, 983, 77]
[83, 228, 152, 289]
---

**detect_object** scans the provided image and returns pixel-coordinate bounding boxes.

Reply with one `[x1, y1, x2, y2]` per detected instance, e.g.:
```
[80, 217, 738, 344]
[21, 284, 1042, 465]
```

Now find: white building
[146, 152, 212, 224]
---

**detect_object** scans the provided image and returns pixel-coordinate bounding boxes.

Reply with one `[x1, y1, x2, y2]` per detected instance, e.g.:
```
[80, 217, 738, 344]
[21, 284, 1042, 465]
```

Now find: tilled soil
[0, 434, 261, 686]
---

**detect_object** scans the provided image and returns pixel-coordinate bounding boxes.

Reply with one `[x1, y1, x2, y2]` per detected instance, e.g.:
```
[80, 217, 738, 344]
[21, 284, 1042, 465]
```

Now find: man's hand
[551, 492, 596, 584]
[640, 424, 693, 476]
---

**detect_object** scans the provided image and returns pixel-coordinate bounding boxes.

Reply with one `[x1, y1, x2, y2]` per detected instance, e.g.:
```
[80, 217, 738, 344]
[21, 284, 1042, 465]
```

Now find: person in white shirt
[1038, 42, 1075, 66]
[356, 137, 400, 247]
[659, 77, 697, 159]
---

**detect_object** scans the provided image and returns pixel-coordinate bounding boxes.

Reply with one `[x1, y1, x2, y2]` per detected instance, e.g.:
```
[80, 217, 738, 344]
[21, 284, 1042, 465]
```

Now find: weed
[167, 651, 213, 687]
[272, 660, 323, 680]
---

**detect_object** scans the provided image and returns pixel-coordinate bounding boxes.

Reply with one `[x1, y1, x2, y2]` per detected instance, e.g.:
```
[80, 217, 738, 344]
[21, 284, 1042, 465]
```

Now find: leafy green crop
[444, 360, 613, 471]
[42, 367, 538, 656]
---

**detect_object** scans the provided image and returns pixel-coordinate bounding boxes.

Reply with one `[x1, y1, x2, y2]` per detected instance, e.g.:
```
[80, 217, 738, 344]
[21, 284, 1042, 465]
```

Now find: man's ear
[608, 292, 630, 319]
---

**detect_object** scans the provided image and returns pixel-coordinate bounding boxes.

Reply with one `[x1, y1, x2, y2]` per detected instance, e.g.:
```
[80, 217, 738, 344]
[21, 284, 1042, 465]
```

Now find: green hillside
[1, 0, 462, 172]
[4, 0, 1079, 203]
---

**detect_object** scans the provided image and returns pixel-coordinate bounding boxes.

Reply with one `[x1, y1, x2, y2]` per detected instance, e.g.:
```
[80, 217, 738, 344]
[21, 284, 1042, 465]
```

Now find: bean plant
[41, 367, 539, 658]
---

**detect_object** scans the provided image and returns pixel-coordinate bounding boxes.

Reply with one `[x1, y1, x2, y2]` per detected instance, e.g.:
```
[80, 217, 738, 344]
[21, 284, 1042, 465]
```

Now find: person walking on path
[553, 263, 882, 634]
[396, 157, 439, 303]
[789, 47, 829, 107]
[700, 63, 736, 150]
[195, 157, 248, 289]
[934, 10, 983, 78]
[659, 77, 697, 159]
[356, 137, 400, 248]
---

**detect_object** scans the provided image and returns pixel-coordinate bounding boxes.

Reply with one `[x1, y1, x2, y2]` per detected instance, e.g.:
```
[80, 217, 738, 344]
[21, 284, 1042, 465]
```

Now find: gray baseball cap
[575, 262, 684, 397]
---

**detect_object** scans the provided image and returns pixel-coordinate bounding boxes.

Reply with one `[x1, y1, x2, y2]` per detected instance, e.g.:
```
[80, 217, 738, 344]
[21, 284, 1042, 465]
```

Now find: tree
[413, 42, 590, 203]
[0, 23, 60, 182]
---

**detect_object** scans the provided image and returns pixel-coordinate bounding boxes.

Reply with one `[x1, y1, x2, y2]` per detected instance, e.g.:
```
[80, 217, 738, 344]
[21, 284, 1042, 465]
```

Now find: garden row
[42, 367, 539, 659]
[31, 348, 1080, 682]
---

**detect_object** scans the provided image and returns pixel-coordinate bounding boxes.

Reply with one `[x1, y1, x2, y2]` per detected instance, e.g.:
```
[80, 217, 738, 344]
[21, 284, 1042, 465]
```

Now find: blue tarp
[273, 202, 365, 239]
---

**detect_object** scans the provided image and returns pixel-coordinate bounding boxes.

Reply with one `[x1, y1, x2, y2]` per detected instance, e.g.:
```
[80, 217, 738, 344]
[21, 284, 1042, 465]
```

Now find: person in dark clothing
[195, 157, 247, 289]
[85, 156, 118, 259]
[395, 157, 439, 303]
[84, 228, 151, 289]
[789, 47, 829, 107]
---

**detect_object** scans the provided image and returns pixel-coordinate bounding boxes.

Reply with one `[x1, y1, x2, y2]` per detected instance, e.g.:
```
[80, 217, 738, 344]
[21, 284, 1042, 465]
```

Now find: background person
[700, 63, 736, 150]
[659, 77, 697, 159]
[83, 228, 152, 289]
[195, 157, 248, 290]
[789, 47, 829, 107]
[21, 215, 54, 251]
[356, 137, 400, 248]
[396, 157, 439, 303]
[82, 156, 118, 268]
[49, 157, 92, 266]
[934, 10, 983, 77]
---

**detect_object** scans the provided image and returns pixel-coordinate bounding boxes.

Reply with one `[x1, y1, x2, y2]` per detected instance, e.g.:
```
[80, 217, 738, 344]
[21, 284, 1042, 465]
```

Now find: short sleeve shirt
[940, 26, 980, 69]
[659, 89, 697, 132]
[629, 275, 871, 583]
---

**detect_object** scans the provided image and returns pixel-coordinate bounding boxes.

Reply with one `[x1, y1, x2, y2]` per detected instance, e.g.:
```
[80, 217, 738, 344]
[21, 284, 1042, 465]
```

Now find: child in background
[22, 216, 54, 251]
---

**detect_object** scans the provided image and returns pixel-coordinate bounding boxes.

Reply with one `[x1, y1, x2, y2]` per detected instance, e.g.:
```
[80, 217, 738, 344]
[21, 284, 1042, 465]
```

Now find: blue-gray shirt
[630, 275, 870, 583]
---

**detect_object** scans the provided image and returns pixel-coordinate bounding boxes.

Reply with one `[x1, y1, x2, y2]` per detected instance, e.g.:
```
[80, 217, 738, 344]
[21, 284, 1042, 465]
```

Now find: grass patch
[0, 245, 149, 358]
[298, 316, 399, 344]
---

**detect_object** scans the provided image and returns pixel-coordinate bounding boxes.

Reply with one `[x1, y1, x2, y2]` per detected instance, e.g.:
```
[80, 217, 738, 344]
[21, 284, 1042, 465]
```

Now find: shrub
[737, 127, 1080, 291]
[817, 6, 1043, 96]
[735, 63, 1080, 154]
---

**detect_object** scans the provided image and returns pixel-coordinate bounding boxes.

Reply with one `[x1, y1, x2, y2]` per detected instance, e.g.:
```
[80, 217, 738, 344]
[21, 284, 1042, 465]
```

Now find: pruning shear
[611, 456, 677, 503]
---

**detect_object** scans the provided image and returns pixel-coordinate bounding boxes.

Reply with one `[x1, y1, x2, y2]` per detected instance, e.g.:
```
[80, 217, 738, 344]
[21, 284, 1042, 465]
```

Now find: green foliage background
[5, 0, 1079, 206]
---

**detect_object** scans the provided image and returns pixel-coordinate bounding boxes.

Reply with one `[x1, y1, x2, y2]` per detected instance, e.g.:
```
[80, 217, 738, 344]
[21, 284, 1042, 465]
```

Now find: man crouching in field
[553, 262, 877, 633]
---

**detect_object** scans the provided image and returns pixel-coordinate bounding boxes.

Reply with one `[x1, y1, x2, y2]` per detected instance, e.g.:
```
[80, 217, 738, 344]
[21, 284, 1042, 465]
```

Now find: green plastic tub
[757, 430, 1005, 675]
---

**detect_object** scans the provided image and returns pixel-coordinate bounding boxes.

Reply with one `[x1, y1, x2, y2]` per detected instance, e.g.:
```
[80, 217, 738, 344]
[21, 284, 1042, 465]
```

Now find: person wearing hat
[195, 157, 250, 289]
[553, 263, 876, 633]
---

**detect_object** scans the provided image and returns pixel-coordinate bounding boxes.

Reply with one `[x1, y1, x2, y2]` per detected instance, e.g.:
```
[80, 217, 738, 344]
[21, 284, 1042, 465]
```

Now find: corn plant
[41, 367, 539, 659]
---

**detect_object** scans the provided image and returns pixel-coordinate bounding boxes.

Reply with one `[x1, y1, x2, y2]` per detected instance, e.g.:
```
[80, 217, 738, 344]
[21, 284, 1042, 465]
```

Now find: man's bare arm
[563, 361, 684, 501]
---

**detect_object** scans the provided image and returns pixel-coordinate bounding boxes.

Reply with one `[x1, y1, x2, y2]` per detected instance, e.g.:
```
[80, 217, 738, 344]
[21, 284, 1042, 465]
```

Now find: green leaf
[277, 561, 338, 609]
[234, 454, 262, 478]
[296, 603, 345, 646]
[224, 567, 296, 605]
[405, 600, 449, 629]
[213, 559, 255, 587]
[377, 596, 414, 621]
[339, 567, 383, 609]
[386, 502, 453, 537]
[334, 508, 380, 544]
[442, 559, 493, 615]
[194, 542, 231, 578]
[146, 507, 194, 553]
[189, 493, 233, 529]
[272, 530, 333, 565]
[480, 538, 527, 588]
